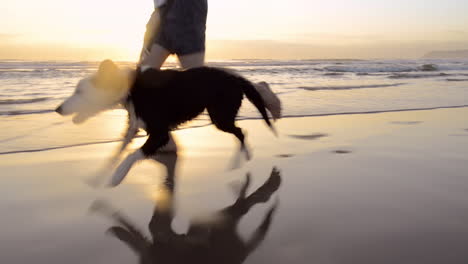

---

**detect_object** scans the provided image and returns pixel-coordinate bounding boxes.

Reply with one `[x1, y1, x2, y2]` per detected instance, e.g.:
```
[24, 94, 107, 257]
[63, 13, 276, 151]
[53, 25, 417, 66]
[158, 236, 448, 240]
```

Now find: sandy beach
[1, 107, 468, 263]
[2, 0, 468, 262]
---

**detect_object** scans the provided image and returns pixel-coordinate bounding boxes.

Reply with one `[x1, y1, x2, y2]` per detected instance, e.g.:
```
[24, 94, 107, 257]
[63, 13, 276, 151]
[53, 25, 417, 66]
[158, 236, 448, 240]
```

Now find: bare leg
[140, 43, 171, 71]
[139, 10, 161, 65]
[178, 51, 205, 69]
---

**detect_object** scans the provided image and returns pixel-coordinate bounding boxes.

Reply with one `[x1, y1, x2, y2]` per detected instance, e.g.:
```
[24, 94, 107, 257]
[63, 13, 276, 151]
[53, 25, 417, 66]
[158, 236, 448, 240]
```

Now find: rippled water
[1, 59, 468, 116]
[1, 59, 468, 154]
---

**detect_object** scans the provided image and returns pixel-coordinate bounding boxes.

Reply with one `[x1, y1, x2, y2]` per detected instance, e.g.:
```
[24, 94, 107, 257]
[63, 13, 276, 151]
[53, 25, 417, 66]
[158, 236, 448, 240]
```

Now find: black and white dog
[56, 60, 276, 186]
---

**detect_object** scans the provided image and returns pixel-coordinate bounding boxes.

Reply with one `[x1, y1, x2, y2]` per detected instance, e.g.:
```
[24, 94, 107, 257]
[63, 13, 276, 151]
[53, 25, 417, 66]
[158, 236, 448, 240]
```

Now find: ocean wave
[207, 59, 361, 68]
[418, 64, 438, 71]
[300, 83, 406, 91]
[324, 62, 468, 73]
[389, 73, 450, 79]
[0, 97, 49, 105]
[446, 78, 468, 82]
[325, 65, 414, 73]
[323, 72, 345, 76]
[436, 65, 468, 71]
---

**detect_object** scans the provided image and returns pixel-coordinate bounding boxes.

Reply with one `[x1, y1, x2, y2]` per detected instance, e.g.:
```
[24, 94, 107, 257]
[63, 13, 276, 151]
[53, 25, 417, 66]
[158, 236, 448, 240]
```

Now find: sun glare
[1, 0, 468, 60]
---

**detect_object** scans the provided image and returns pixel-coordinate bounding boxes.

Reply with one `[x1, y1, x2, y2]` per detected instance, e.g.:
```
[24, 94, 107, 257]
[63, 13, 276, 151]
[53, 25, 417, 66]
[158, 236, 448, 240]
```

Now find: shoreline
[2, 105, 468, 156]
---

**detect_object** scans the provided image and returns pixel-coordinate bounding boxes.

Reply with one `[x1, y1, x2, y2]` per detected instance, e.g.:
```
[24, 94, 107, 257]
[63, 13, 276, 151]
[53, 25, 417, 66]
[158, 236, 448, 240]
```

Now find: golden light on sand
[148, 187, 173, 209]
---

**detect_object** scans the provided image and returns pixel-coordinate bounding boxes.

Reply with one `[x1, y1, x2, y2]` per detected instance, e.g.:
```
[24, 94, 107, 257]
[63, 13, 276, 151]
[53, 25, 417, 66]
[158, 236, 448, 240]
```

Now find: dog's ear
[98, 59, 119, 75]
[94, 60, 122, 89]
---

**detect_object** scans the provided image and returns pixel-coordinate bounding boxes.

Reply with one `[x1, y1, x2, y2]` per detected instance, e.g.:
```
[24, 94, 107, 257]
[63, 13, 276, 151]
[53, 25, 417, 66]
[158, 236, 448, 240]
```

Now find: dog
[56, 59, 276, 186]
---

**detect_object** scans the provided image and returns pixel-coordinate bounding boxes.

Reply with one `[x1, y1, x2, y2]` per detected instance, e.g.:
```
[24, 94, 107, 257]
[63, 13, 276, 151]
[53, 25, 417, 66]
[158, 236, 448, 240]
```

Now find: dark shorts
[151, 0, 208, 55]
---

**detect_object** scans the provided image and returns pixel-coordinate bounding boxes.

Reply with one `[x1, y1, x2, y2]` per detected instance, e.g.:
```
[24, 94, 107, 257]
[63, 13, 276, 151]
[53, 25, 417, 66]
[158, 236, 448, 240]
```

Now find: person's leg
[139, 43, 171, 71]
[139, 10, 161, 64]
[178, 51, 205, 69]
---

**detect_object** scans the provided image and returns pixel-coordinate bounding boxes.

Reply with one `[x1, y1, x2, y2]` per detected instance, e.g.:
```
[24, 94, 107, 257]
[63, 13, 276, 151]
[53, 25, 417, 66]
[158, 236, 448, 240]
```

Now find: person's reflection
[91, 153, 281, 264]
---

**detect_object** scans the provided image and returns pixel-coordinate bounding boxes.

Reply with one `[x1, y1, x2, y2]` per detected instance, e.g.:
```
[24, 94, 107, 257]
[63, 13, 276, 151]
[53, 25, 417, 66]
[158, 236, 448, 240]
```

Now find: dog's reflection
[91, 153, 281, 264]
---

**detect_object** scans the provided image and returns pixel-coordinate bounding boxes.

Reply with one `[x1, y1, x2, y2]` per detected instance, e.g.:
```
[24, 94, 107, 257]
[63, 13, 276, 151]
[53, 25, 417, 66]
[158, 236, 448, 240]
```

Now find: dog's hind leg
[230, 126, 251, 161]
[207, 98, 250, 160]
[216, 123, 250, 161]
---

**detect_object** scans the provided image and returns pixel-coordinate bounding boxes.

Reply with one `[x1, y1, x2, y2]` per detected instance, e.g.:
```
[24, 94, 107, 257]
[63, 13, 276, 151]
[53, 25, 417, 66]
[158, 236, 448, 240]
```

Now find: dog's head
[55, 59, 133, 124]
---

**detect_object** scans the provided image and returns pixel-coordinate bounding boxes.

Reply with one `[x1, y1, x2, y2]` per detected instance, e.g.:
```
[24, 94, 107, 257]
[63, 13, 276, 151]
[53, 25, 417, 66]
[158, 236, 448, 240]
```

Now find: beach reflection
[91, 153, 281, 264]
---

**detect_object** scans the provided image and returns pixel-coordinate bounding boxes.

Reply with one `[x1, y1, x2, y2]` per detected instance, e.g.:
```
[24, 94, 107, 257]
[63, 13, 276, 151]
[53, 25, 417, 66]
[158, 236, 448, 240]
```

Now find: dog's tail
[240, 79, 277, 137]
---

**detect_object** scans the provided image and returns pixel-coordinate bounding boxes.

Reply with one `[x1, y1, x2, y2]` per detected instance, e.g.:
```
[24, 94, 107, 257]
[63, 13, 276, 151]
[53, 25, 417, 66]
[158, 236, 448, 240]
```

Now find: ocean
[1, 59, 468, 154]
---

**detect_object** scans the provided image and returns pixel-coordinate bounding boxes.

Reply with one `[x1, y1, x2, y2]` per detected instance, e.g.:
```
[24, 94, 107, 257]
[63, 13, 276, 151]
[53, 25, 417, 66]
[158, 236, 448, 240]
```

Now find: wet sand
[1, 107, 468, 264]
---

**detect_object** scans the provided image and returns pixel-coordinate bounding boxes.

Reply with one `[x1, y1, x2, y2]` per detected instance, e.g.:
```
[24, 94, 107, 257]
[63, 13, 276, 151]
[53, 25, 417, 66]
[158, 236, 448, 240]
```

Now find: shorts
[152, 0, 208, 56]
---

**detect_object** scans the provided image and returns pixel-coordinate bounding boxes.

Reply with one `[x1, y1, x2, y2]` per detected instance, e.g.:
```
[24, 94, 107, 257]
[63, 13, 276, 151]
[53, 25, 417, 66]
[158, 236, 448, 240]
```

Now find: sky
[0, 0, 467, 61]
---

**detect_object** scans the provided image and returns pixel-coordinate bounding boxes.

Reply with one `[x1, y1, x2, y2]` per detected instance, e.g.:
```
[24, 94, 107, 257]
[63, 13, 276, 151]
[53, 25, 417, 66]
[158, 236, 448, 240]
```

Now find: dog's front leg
[109, 133, 170, 187]
[112, 124, 138, 163]
[109, 149, 145, 187]
[109, 112, 139, 167]
[86, 122, 138, 188]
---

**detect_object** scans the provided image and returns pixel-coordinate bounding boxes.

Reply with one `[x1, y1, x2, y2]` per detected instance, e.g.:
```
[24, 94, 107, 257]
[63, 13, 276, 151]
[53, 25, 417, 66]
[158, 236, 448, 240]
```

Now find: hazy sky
[1, 0, 467, 60]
